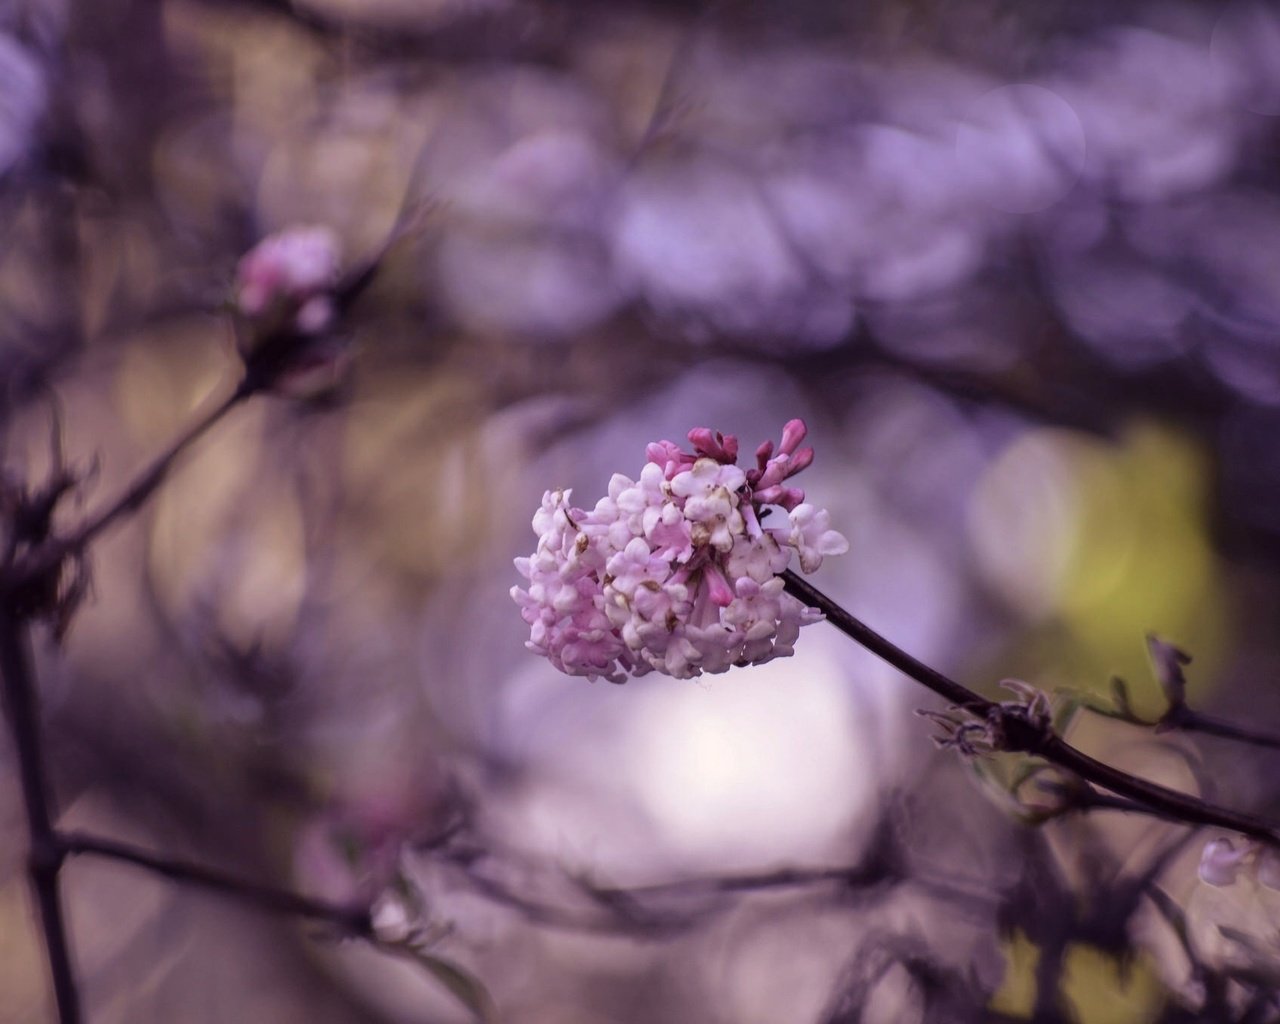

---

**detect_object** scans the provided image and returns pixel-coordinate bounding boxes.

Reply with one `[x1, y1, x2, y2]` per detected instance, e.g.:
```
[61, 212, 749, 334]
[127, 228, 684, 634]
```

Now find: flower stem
[781, 570, 992, 715]
[1167, 706, 1280, 752]
[781, 570, 1280, 845]
[53, 376, 257, 560]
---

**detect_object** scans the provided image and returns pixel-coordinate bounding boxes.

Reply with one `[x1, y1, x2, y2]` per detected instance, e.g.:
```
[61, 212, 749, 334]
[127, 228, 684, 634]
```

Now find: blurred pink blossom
[235, 225, 341, 333]
[1198, 836, 1280, 889]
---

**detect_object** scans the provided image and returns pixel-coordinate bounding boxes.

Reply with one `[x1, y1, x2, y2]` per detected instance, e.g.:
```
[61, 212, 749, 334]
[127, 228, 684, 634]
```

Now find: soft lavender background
[3, 0, 1280, 1021]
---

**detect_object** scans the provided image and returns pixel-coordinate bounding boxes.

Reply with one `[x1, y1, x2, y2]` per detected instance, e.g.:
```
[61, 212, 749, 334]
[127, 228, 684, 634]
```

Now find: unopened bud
[235, 225, 341, 331]
[232, 225, 355, 396]
[1147, 634, 1191, 709]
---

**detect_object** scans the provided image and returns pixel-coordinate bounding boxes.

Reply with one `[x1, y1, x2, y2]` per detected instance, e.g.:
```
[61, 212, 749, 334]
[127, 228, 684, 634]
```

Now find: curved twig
[48, 378, 256, 563]
[1163, 706, 1280, 753]
[781, 570, 1280, 845]
[59, 830, 373, 935]
[0, 612, 82, 1023]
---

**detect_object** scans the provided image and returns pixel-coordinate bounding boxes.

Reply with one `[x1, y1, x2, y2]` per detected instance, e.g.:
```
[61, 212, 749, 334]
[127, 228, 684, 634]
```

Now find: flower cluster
[235, 225, 341, 335]
[512, 420, 848, 682]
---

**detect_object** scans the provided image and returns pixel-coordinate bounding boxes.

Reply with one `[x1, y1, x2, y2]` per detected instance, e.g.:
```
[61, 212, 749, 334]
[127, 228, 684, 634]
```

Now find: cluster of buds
[512, 420, 848, 682]
[1199, 836, 1280, 889]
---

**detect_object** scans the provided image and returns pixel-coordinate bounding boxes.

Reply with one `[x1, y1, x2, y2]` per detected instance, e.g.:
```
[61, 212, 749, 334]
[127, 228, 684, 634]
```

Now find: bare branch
[0, 612, 82, 1023]
[48, 377, 255, 563]
[59, 830, 373, 936]
[1163, 706, 1280, 754]
[781, 570, 1280, 845]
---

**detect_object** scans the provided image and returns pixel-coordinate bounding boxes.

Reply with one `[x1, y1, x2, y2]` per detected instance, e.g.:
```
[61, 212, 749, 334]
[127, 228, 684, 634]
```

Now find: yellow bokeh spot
[341, 368, 494, 580]
[989, 929, 1039, 1018]
[115, 318, 231, 442]
[1056, 423, 1224, 704]
[1063, 944, 1164, 1024]
[969, 420, 1227, 712]
[990, 933, 1164, 1023]
[148, 404, 307, 650]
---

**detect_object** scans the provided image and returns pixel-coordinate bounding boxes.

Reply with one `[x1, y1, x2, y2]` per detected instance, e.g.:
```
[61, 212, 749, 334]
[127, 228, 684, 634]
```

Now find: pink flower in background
[235, 225, 341, 334]
[1198, 836, 1280, 889]
[232, 225, 358, 398]
[512, 419, 848, 682]
[1199, 837, 1248, 887]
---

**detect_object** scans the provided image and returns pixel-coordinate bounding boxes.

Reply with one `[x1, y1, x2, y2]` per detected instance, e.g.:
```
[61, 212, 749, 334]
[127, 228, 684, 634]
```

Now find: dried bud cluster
[512, 420, 848, 682]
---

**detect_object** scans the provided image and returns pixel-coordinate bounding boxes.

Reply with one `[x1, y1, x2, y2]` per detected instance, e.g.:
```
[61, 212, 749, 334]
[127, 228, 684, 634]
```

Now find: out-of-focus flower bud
[235, 225, 341, 332]
[231, 225, 355, 397]
[1199, 837, 1248, 887]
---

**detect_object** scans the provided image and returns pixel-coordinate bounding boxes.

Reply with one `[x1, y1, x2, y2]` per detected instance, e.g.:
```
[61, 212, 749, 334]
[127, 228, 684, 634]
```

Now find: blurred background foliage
[3, 0, 1280, 1020]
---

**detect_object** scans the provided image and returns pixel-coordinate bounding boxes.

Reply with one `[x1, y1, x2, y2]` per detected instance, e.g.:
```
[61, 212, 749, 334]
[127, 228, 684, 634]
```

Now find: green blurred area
[970, 421, 1226, 716]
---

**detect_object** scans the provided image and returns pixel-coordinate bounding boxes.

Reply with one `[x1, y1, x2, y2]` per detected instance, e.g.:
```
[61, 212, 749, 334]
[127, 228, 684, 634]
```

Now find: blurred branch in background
[1074, 635, 1280, 753]
[0, 607, 81, 1022]
[60, 830, 372, 934]
[5, 0, 1280, 1021]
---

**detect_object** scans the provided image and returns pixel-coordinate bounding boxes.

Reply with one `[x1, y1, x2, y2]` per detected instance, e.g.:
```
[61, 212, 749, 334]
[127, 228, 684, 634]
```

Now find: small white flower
[371, 892, 413, 943]
[785, 503, 850, 573]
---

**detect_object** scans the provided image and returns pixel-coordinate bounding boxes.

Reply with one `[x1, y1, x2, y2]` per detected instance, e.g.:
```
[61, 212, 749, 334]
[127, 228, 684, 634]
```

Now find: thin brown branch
[59, 830, 373, 935]
[446, 869, 622, 934]
[594, 863, 881, 901]
[1067, 787, 1184, 824]
[52, 377, 256, 561]
[1078, 683, 1280, 754]
[0, 611, 82, 1023]
[781, 570, 991, 715]
[781, 570, 1280, 845]
[1166, 706, 1280, 753]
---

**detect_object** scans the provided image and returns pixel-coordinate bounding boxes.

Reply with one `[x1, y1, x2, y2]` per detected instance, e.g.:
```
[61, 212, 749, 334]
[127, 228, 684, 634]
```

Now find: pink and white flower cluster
[512, 420, 849, 682]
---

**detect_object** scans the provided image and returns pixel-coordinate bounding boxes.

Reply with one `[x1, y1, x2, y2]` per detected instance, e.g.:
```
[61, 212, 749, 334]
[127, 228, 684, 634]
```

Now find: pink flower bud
[778, 418, 808, 455]
[235, 225, 341, 333]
